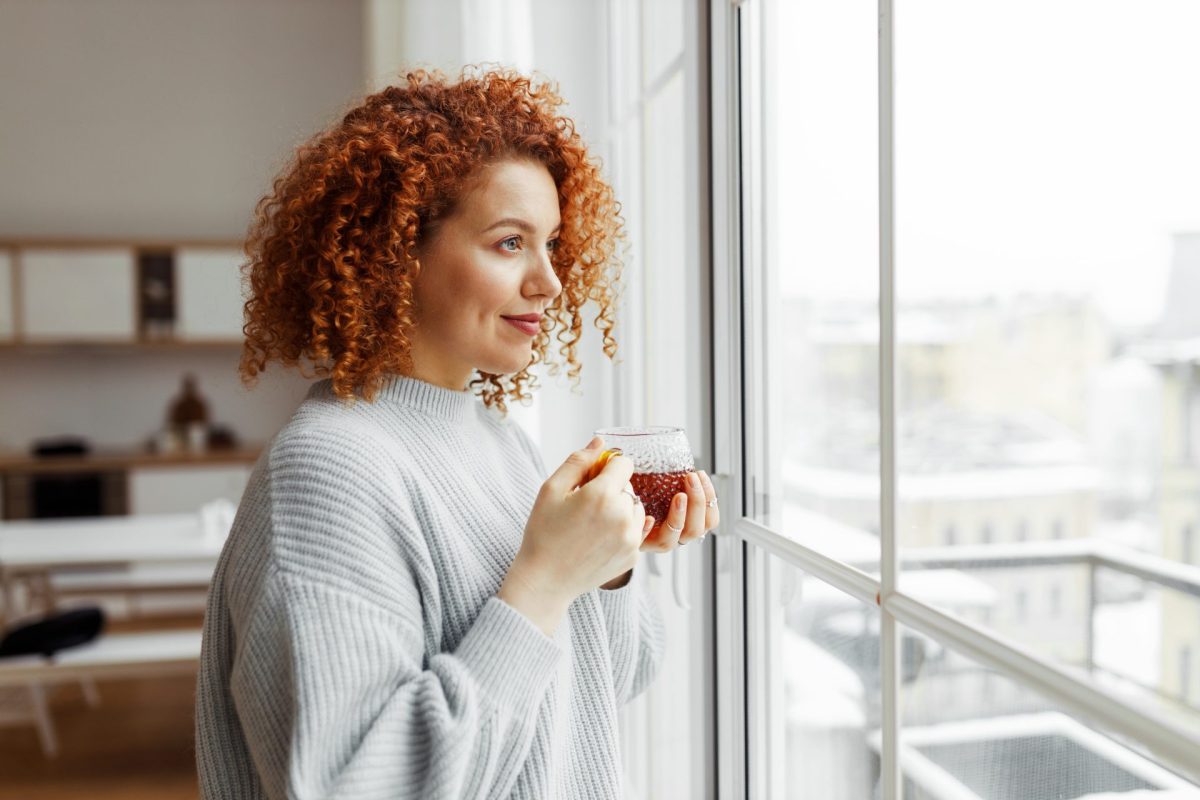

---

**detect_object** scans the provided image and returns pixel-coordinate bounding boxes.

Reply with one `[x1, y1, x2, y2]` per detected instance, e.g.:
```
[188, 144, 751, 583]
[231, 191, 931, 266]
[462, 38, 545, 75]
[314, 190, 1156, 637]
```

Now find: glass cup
[589, 426, 696, 526]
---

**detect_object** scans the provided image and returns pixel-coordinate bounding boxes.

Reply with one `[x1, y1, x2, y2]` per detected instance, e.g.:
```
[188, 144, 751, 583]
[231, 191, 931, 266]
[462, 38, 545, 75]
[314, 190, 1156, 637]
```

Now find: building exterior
[1130, 232, 1200, 711]
[782, 296, 1107, 667]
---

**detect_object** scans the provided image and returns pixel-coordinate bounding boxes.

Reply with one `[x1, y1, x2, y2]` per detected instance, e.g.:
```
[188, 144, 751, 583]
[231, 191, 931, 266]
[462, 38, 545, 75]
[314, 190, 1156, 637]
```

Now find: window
[711, 0, 1200, 794]
[774, 557, 882, 798]
[1190, 386, 1200, 467]
[1183, 647, 1193, 704]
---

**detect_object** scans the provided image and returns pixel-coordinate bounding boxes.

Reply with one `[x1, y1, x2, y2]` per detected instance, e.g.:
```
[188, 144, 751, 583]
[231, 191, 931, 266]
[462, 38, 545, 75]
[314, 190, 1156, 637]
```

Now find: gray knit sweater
[194, 374, 666, 799]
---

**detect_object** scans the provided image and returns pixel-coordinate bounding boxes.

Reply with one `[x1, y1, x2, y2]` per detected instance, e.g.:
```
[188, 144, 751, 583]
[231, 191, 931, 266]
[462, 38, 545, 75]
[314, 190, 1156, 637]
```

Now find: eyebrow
[482, 217, 562, 235]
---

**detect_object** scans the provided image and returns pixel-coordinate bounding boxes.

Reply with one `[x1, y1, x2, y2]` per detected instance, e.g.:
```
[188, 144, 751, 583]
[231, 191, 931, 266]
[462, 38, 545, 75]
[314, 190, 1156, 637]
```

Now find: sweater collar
[311, 373, 477, 423]
[374, 373, 477, 422]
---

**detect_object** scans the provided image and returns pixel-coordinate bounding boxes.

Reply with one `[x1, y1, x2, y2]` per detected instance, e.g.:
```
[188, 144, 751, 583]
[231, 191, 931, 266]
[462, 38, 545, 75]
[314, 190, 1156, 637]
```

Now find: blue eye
[500, 236, 521, 252]
[547, 238, 559, 252]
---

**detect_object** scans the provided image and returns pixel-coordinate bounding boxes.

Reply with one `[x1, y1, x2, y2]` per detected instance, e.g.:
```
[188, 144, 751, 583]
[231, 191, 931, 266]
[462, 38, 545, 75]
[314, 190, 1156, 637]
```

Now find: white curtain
[460, 0, 534, 74]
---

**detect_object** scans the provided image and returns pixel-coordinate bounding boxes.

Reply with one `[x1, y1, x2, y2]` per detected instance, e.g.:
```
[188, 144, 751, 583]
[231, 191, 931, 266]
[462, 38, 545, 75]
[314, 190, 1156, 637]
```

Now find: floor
[0, 612, 202, 800]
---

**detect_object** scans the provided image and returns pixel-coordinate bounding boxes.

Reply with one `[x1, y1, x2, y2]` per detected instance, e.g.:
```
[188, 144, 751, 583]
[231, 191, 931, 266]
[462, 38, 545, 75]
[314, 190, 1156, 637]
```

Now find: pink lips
[502, 316, 540, 336]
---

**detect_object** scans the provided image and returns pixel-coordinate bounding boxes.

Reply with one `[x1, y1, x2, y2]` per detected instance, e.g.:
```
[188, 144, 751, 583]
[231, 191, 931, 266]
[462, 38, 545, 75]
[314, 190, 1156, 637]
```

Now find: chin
[478, 354, 533, 377]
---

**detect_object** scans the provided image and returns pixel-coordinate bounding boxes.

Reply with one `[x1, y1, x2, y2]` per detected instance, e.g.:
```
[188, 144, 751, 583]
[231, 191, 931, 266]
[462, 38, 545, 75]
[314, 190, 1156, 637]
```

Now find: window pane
[1093, 572, 1200, 733]
[894, 0, 1200, 725]
[763, 0, 880, 570]
[773, 557, 883, 798]
[899, 623, 1200, 798]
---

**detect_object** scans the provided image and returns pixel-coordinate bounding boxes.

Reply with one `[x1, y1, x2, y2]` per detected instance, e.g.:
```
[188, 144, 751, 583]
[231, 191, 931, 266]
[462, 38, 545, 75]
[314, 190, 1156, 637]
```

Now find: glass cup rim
[593, 425, 684, 436]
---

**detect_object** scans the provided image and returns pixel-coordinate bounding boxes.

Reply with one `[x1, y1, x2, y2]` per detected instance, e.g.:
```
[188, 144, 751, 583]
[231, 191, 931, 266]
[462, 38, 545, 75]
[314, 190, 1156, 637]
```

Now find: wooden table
[0, 513, 224, 625]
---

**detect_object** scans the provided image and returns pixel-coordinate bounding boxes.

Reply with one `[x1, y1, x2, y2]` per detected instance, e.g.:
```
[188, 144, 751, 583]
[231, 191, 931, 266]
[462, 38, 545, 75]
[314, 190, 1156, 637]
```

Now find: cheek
[461, 267, 515, 313]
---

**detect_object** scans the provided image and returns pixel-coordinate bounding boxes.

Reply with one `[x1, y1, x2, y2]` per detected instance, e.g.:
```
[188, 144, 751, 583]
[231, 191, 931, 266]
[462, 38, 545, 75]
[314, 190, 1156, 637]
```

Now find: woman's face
[408, 158, 563, 390]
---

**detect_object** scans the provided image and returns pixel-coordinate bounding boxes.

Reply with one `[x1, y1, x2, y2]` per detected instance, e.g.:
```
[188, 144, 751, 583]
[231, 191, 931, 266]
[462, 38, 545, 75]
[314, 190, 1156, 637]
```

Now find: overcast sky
[771, 0, 1200, 328]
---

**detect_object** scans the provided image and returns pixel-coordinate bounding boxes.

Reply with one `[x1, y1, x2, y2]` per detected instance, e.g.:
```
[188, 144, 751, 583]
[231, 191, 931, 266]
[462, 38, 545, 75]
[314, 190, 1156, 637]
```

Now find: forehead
[457, 159, 560, 222]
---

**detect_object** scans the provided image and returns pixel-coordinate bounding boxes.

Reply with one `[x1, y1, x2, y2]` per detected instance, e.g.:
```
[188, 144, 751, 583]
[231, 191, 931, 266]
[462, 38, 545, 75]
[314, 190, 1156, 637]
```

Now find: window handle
[671, 548, 692, 611]
[644, 547, 694, 610]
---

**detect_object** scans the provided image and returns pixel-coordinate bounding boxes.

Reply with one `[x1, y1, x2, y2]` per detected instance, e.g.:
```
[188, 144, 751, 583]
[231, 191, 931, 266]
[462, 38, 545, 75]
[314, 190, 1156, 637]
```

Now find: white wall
[0, 0, 365, 240]
[0, 351, 310, 453]
[0, 0, 365, 454]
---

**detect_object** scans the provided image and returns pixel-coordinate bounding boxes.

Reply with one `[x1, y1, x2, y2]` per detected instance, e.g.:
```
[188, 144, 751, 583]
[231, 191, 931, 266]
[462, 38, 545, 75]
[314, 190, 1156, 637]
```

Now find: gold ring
[586, 448, 623, 483]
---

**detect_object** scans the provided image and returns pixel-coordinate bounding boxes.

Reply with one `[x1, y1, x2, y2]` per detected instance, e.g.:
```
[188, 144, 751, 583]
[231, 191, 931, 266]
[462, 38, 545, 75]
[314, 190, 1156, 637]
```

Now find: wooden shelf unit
[0, 238, 247, 347]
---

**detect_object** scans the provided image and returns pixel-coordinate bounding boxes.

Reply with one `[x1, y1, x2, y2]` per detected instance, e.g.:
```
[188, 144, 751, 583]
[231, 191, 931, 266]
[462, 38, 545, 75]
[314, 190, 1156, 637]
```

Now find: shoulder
[268, 382, 413, 477]
[266, 419, 386, 486]
[251, 413, 431, 600]
[262, 397, 413, 526]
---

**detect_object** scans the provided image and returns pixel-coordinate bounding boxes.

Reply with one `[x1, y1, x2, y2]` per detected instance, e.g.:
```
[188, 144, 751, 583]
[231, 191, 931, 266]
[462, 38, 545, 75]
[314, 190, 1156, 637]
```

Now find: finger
[626, 480, 647, 527]
[676, 470, 707, 545]
[548, 437, 611, 494]
[698, 469, 719, 534]
[639, 496, 681, 551]
[590, 451, 635, 493]
[650, 492, 687, 552]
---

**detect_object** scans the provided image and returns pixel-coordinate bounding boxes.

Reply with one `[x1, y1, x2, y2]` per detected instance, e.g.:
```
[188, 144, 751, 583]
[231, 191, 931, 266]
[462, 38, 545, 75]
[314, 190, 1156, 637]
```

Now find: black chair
[0, 606, 106, 658]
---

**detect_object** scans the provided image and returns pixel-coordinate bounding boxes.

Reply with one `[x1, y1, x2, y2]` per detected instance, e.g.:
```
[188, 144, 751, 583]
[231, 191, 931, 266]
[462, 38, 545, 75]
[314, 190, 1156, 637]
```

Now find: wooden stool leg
[40, 570, 60, 612]
[28, 571, 53, 614]
[26, 683, 59, 759]
[1, 571, 18, 626]
[80, 676, 102, 708]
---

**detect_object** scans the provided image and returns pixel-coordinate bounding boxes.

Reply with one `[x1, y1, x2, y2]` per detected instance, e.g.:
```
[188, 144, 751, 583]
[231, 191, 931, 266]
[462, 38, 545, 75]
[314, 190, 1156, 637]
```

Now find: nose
[526, 249, 562, 301]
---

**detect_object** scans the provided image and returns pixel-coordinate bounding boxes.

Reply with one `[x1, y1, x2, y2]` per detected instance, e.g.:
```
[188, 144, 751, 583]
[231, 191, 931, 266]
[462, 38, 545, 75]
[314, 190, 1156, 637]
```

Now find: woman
[194, 67, 720, 799]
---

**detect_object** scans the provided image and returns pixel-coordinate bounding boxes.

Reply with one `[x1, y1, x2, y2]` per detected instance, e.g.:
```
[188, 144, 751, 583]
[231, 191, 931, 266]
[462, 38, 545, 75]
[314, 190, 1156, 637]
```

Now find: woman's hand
[640, 469, 720, 553]
[504, 437, 648, 613]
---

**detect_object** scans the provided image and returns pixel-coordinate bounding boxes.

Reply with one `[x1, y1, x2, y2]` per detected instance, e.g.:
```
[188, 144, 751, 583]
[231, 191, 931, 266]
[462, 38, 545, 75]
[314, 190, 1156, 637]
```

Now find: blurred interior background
[0, 1, 685, 796]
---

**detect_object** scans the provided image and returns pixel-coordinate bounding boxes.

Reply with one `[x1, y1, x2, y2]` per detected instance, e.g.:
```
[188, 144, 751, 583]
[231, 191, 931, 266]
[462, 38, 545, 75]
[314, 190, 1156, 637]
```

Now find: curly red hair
[238, 66, 625, 414]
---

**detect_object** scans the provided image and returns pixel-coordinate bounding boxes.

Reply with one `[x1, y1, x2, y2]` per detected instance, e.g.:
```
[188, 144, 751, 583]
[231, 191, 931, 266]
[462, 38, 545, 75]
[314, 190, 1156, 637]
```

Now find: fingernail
[586, 435, 602, 449]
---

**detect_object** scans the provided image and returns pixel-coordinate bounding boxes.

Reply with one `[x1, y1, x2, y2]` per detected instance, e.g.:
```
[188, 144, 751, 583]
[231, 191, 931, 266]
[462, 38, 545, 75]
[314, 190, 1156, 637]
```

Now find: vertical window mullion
[738, 0, 767, 794]
[710, 0, 750, 796]
[878, 1, 901, 799]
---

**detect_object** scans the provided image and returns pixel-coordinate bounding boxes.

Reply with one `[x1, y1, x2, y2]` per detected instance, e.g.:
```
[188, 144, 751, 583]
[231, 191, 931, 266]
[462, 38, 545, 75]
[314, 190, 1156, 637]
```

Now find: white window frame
[708, 0, 1200, 797]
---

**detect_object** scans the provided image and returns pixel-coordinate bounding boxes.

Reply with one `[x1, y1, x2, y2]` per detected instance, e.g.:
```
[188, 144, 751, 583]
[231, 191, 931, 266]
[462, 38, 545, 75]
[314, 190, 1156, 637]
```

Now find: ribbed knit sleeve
[217, 427, 564, 800]
[596, 567, 666, 706]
